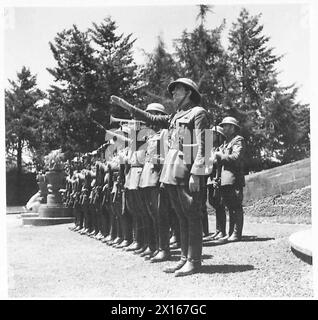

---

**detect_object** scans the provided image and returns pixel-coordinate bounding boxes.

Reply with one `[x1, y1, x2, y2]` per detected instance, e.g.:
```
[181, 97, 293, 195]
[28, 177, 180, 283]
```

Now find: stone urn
[38, 169, 71, 218]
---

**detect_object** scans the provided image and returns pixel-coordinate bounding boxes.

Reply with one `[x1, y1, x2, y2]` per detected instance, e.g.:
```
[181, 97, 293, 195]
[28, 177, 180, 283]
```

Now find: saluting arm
[110, 95, 170, 128]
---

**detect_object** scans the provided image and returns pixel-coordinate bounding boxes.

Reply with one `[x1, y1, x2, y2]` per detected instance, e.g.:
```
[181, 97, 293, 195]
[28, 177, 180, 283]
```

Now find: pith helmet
[167, 78, 201, 104]
[146, 103, 168, 115]
[219, 116, 241, 129]
[212, 125, 226, 137]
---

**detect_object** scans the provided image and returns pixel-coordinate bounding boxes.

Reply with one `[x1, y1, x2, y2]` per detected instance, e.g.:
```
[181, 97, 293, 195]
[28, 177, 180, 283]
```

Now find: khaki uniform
[132, 104, 209, 263]
[219, 135, 245, 239]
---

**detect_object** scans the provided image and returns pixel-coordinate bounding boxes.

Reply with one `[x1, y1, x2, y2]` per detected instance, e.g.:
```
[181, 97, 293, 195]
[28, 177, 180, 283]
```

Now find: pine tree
[5, 66, 46, 174]
[139, 35, 179, 113]
[46, 18, 139, 153]
[226, 8, 309, 170]
[173, 8, 229, 125]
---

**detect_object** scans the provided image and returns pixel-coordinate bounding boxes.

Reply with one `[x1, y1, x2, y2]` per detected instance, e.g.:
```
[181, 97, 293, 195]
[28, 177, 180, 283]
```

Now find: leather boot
[150, 249, 170, 263]
[140, 247, 153, 257]
[174, 259, 201, 277]
[204, 231, 220, 241]
[88, 230, 97, 237]
[163, 257, 187, 273]
[102, 234, 112, 243]
[116, 239, 131, 248]
[111, 237, 123, 246]
[144, 249, 159, 261]
[228, 210, 243, 242]
[125, 242, 141, 252]
[134, 246, 147, 255]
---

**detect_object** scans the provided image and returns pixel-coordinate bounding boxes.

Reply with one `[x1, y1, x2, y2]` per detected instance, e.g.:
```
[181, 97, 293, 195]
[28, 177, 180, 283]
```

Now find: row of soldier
[63, 77, 245, 277]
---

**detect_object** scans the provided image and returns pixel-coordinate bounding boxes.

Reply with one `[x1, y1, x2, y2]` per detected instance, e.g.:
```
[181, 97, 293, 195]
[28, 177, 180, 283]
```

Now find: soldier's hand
[213, 152, 223, 163]
[189, 174, 200, 193]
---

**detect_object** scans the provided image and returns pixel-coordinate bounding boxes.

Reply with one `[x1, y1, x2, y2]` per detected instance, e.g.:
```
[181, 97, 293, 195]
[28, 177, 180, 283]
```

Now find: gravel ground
[7, 213, 313, 299]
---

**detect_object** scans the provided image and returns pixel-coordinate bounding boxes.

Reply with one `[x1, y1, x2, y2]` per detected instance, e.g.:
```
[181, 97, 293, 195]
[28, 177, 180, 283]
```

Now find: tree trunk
[17, 138, 22, 175]
[16, 138, 22, 204]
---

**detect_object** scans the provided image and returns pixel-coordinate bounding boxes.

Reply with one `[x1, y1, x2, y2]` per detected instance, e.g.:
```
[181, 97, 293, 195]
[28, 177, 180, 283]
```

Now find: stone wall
[243, 158, 311, 205]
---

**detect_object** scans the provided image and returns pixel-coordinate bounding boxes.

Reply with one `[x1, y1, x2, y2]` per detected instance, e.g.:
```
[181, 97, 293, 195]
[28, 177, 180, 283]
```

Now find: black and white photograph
[1, 0, 316, 302]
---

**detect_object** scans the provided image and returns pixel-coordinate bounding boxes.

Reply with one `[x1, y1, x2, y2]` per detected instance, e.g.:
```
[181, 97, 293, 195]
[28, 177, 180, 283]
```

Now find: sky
[3, 1, 312, 105]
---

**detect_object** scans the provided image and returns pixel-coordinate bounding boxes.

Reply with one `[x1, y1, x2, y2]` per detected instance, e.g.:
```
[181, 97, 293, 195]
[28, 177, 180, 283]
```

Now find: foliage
[46, 17, 139, 154]
[225, 8, 309, 170]
[44, 148, 65, 171]
[173, 16, 229, 125]
[5, 66, 46, 173]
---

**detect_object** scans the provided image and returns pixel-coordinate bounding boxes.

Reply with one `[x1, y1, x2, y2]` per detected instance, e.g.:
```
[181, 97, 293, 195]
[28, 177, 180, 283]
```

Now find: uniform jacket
[133, 104, 209, 186]
[219, 135, 245, 187]
[139, 129, 169, 188]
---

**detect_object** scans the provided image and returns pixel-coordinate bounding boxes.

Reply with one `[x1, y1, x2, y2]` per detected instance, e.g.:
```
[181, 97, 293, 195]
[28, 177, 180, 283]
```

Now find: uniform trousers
[162, 181, 204, 262]
[220, 185, 244, 237]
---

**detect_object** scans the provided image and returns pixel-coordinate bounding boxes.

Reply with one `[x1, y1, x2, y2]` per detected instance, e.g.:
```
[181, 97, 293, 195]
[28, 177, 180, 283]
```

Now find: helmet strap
[177, 90, 192, 110]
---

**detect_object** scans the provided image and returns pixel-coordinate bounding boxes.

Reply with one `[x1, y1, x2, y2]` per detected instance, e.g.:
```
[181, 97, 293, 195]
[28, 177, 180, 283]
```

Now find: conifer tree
[226, 8, 309, 170]
[5, 66, 46, 174]
[173, 9, 229, 125]
[139, 35, 179, 113]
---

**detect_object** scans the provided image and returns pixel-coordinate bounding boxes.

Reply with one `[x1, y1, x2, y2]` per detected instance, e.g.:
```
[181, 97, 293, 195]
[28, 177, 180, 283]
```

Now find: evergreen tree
[139, 35, 179, 113]
[47, 17, 139, 154]
[5, 66, 46, 174]
[173, 9, 229, 125]
[227, 8, 309, 170]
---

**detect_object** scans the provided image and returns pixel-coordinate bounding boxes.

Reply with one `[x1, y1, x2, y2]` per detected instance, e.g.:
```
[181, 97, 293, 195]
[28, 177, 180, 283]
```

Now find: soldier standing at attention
[213, 117, 246, 242]
[138, 103, 170, 260]
[110, 77, 209, 276]
[206, 125, 226, 241]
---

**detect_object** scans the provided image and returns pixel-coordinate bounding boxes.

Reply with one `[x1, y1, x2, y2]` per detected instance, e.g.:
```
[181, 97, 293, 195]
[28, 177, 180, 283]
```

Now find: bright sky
[3, 1, 312, 105]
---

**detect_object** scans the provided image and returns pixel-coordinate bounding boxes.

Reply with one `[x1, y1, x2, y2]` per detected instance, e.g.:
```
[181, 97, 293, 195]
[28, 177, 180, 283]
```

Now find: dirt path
[7, 215, 312, 298]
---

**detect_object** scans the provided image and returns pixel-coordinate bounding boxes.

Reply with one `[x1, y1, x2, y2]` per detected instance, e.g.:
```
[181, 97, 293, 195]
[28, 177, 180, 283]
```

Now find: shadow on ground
[199, 264, 255, 274]
[203, 235, 275, 247]
[291, 247, 312, 265]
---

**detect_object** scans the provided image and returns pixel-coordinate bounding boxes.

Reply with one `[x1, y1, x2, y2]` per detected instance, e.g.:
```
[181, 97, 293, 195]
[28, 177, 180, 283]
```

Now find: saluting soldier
[213, 117, 246, 242]
[111, 77, 209, 276]
[137, 103, 171, 260]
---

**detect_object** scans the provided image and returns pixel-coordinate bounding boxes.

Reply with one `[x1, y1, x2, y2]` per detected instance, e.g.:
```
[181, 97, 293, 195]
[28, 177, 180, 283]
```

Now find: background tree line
[5, 6, 310, 191]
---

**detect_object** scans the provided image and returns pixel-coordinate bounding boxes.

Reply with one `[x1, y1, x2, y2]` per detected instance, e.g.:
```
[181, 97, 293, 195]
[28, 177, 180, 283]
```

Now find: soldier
[138, 103, 171, 260]
[213, 116, 246, 242]
[123, 123, 149, 254]
[72, 160, 86, 232]
[206, 125, 227, 241]
[110, 77, 209, 276]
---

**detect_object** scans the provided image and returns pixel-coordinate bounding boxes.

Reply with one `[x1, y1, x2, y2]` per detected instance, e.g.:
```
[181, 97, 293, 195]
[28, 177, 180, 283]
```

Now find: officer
[110, 77, 209, 276]
[206, 125, 226, 241]
[214, 116, 245, 242]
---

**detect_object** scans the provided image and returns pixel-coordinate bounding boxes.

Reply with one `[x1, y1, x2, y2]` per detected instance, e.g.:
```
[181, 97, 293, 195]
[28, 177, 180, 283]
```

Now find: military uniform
[111, 78, 209, 276]
[138, 127, 172, 259]
[217, 117, 246, 241]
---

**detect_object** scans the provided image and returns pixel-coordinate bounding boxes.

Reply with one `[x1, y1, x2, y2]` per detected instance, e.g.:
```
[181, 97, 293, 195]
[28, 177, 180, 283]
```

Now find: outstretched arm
[110, 95, 170, 128]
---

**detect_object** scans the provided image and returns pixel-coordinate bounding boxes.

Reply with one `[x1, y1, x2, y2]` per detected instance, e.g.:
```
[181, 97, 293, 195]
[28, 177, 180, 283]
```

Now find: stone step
[22, 217, 75, 226]
[289, 228, 312, 264]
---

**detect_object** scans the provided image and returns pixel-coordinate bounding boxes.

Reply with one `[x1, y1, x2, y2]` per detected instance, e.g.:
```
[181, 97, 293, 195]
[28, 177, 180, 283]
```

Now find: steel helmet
[167, 78, 201, 104]
[212, 125, 226, 137]
[146, 103, 168, 115]
[219, 116, 241, 129]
